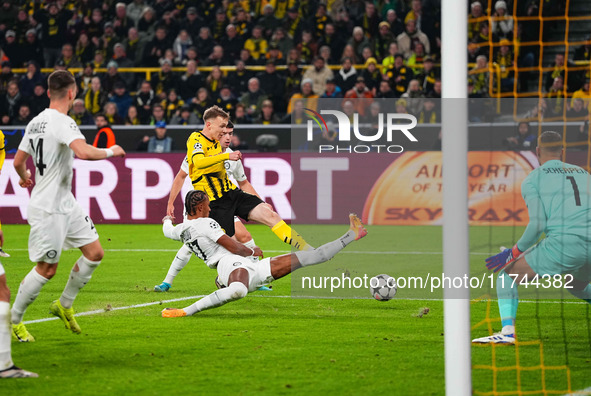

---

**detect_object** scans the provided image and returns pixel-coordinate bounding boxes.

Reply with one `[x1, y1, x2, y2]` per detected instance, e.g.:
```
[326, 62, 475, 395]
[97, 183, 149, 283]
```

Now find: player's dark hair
[539, 131, 563, 154]
[203, 105, 229, 122]
[48, 70, 76, 99]
[185, 190, 208, 216]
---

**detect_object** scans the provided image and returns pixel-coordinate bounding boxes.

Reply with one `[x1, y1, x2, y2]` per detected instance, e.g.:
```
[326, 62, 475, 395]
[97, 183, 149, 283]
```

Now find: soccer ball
[370, 274, 397, 301]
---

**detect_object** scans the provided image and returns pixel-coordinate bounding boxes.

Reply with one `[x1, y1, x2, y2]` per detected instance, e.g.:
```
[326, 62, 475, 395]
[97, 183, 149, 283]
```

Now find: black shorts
[210, 189, 264, 236]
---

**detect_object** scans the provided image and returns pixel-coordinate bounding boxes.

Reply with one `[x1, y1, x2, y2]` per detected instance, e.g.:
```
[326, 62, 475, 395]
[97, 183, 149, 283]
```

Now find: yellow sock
[271, 221, 313, 251]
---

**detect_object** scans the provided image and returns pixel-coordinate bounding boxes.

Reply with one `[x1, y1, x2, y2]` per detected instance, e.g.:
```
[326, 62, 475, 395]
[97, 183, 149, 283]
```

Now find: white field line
[565, 387, 591, 395]
[9, 248, 492, 255]
[23, 295, 588, 325]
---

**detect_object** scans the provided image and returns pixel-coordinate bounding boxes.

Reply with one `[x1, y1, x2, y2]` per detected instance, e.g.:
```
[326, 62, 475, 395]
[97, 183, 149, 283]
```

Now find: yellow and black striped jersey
[186, 131, 237, 200]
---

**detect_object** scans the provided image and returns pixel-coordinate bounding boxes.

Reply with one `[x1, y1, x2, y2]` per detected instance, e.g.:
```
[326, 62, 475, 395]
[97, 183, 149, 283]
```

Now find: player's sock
[497, 271, 518, 332]
[0, 302, 14, 370]
[295, 230, 356, 267]
[272, 221, 313, 251]
[183, 282, 248, 315]
[242, 239, 256, 249]
[60, 256, 101, 309]
[568, 283, 591, 304]
[11, 268, 49, 324]
[164, 245, 193, 285]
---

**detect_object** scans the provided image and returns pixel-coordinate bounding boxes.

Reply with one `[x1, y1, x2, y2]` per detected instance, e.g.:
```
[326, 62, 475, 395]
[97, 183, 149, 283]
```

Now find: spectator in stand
[255, 99, 281, 124]
[103, 61, 127, 94]
[244, 25, 268, 62]
[178, 60, 202, 102]
[286, 48, 303, 65]
[170, 104, 199, 125]
[311, 4, 332, 40]
[302, 56, 333, 96]
[397, 19, 430, 59]
[13, 103, 32, 125]
[546, 76, 566, 117]
[258, 4, 280, 38]
[266, 43, 285, 64]
[180, 6, 202, 39]
[429, 79, 442, 98]
[137, 7, 157, 39]
[148, 121, 175, 153]
[282, 98, 306, 124]
[491, 1, 513, 41]
[125, 105, 141, 125]
[401, 79, 425, 114]
[227, 59, 252, 97]
[361, 58, 382, 93]
[33, 2, 72, 68]
[194, 26, 215, 60]
[0, 80, 23, 125]
[221, 24, 245, 64]
[233, 7, 253, 40]
[321, 78, 343, 99]
[334, 57, 358, 93]
[161, 89, 185, 121]
[288, 78, 319, 113]
[385, 53, 412, 97]
[340, 44, 359, 65]
[160, 11, 180, 41]
[296, 29, 317, 64]
[143, 26, 171, 67]
[348, 27, 372, 61]
[230, 133, 249, 151]
[109, 82, 132, 119]
[212, 8, 230, 41]
[272, 27, 293, 60]
[234, 103, 252, 124]
[96, 22, 119, 61]
[495, 39, 515, 92]
[216, 85, 238, 116]
[70, 98, 95, 126]
[468, 55, 490, 98]
[284, 60, 303, 102]
[29, 83, 49, 117]
[356, 2, 380, 39]
[467, 42, 481, 64]
[377, 79, 396, 98]
[19, 62, 44, 99]
[192, 87, 213, 120]
[385, 9, 405, 38]
[240, 77, 268, 119]
[113, 3, 134, 38]
[382, 42, 400, 69]
[319, 45, 331, 65]
[3, 31, 21, 68]
[22, 29, 44, 68]
[318, 23, 344, 64]
[203, 45, 225, 67]
[0, 0, 18, 29]
[571, 79, 590, 111]
[416, 98, 441, 124]
[503, 121, 536, 151]
[417, 56, 439, 94]
[84, 76, 108, 116]
[92, 50, 106, 69]
[103, 102, 124, 125]
[375, 22, 395, 62]
[148, 103, 167, 125]
[344, 76, 374, 115]
[127, 0, 146, 25]
[518, 2, 540, 92]
[205, 66, 225, 97]
[544, 53, 580, 93]
[134, 80, 156, 124]
[283, 6, 303, 42]
[173, 29, 193, 65]
[566, 99, 589, 137]
[468, 1, 486, 42]
[152, 59, 179, 99]
[473, 22, 490, 57]
[406, 42, 428, 74]
[122, 28, 146, 67]
[92, 113, 117, 148]
[257, 60, 286, 112]
[75, 33, 96, 65]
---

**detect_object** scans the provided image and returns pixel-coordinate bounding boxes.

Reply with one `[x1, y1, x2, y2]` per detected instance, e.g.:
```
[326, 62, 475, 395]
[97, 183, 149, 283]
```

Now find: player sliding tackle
[474, 131, 591, 345]
[160, 190, 367, 317]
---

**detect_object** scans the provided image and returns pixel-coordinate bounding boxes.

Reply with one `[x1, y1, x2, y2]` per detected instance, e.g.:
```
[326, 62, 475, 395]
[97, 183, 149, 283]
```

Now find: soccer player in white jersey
[11, 70, 125, 342]
[154, 121, 265, 292]
[160, 190, 368, 317]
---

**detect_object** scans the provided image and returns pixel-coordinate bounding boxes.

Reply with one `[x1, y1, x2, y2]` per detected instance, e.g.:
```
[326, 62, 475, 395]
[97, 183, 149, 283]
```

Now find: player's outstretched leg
[155, 245, 193, 292]
[162, 281, 248, 318]
[248, 203, 314, 251]
[10, 265, 51, 342]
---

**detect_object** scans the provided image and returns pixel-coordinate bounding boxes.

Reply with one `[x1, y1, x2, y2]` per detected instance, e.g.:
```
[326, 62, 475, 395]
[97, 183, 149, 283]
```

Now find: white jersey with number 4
[18, 108, 85, 214]
[180, 147, 247, 183]
[163, 217, 230, 268]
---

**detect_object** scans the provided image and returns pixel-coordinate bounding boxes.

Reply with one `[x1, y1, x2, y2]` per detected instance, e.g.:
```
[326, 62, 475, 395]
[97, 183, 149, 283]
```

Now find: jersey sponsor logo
[46, 250, 57, 259]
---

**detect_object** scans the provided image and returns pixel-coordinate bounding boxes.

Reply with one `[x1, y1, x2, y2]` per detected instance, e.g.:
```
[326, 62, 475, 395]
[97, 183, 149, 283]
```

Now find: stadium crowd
[0, 0, 589, 140]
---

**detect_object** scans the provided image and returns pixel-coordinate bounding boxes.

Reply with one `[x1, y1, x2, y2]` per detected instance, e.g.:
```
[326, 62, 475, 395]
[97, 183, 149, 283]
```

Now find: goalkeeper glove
[485, 244, 522, 273]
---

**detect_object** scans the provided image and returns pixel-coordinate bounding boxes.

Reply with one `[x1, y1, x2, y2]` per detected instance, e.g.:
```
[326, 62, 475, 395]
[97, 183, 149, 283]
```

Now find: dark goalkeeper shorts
[210, 189, 263, 236]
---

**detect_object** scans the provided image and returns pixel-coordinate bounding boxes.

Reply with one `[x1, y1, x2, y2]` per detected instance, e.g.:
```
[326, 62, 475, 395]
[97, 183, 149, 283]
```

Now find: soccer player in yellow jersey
[186, 105, 313, 251]
[0, 130, 8, 258]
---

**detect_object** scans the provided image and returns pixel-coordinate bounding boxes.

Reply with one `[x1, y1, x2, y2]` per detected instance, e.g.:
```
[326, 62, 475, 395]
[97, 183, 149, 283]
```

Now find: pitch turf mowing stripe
[23, 295, 589, 325]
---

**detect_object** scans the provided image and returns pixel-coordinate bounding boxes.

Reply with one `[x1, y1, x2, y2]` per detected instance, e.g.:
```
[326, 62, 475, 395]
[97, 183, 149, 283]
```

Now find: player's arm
[13, 150, 33, 188]
[167, 168, 188, 217]
[216, 234, 263, 258]
[162, 216, 182, 241]
[191, 151, 242, 169]
[69, 139, 125, 160]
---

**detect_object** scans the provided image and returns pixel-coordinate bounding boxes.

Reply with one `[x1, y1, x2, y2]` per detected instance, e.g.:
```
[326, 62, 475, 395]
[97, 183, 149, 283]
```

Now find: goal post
[441, 0, 471, 395]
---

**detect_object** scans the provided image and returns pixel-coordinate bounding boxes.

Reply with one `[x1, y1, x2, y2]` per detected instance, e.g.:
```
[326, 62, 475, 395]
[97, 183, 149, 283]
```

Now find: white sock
[0, 302, 13, 370]
[164, 245, 193, 285]
[11, 268, 49, 324]
[295, 230, 356, 267]
[242, 239, 256, 249]
[183, 282, 248, 316]
[60, 256, 101, 309]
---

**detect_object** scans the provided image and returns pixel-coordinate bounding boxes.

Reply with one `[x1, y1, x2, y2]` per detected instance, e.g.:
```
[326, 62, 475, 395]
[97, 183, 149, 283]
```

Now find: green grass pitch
[1, 224, 590, 395]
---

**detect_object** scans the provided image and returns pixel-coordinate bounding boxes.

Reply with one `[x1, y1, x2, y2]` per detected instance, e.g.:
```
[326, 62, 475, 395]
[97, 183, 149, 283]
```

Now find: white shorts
[0, 262, 4, 277]
[217, 255, 273, 292]
[28, 203, 99, 264]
